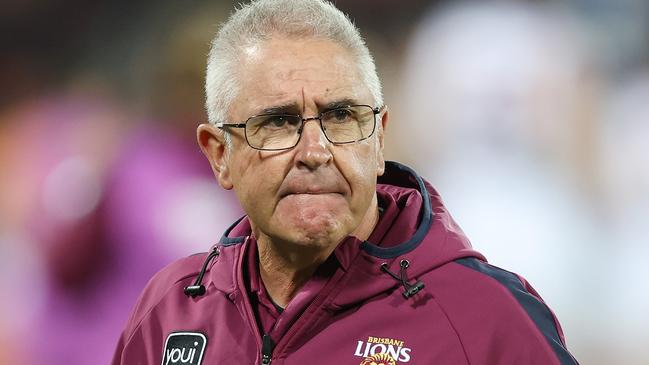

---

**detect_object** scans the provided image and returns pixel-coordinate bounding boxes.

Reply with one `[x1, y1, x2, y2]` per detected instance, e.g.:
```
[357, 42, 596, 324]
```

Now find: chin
[278, 217, 350, 249]
[265, 197, 358, 248]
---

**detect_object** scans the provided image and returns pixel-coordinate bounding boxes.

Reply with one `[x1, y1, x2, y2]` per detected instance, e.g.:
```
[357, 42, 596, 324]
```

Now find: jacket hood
[207, 161, 484, 308]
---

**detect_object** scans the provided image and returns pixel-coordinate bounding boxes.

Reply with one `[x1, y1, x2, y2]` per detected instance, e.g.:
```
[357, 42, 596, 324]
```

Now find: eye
[329, 108, 354, 122]
[259, 115, 299, 129]
[266, 116, 288, 128]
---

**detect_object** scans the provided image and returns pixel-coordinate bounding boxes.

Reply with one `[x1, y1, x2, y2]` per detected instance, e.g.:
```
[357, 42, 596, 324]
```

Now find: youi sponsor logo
[161, 332, 207, 365]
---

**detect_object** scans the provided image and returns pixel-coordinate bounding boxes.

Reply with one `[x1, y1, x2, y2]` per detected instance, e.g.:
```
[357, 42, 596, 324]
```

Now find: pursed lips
[279, 188, 343, 199]
[277, 171, 350, 200]
[277, 183, 345, 199]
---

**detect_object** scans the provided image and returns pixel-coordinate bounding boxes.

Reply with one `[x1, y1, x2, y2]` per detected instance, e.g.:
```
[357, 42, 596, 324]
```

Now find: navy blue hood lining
[360, 161, 433, 259]
[217, 161, 433, 259]
[219, 216, 246, 246]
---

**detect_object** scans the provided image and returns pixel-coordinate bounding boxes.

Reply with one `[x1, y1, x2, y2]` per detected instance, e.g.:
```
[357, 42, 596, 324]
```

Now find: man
[112, 1, 579, 364]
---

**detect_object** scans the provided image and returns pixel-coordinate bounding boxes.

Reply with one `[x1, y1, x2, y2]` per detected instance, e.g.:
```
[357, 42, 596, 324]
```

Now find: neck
[256, 195, 380, 307]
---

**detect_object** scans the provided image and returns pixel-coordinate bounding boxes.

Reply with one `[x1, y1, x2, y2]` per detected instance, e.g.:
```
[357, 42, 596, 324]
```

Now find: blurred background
[1, 0, 647, 364]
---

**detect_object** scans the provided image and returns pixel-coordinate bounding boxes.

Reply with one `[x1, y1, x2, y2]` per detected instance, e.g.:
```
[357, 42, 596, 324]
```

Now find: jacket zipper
[261, 334, 274, 364]
[233, 237, 269, 365]
[237, 238, 347, 363]
[268, 265, 349, 360]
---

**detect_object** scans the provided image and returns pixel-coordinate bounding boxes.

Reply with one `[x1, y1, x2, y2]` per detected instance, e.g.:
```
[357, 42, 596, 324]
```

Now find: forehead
[231, 36, 372, 118]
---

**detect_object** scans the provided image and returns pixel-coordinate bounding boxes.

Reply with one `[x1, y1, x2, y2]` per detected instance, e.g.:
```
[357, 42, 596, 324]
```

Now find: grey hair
[205, 0, 383, 127]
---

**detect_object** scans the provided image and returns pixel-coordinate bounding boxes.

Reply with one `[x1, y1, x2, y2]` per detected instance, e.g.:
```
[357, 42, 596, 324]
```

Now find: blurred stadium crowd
[0, 1, 647, 364]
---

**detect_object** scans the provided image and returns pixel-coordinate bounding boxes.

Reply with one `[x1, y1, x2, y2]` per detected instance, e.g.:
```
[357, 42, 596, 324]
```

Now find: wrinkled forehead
[229, 35, 373, 119]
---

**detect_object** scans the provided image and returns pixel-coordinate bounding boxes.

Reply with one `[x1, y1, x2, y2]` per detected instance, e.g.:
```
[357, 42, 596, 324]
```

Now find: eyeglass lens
[245, 105, 375, 150]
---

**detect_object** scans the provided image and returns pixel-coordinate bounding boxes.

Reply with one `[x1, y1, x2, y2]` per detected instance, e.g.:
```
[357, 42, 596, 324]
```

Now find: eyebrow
[321, 98, 361, 111]
[252, 97, 362, 117]
[256, 102, 300, 116]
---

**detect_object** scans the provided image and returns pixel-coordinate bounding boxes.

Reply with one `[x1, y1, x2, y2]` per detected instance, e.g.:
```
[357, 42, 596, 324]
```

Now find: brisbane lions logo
[360, 353, 397, 365]
[354, 336, 412, 363]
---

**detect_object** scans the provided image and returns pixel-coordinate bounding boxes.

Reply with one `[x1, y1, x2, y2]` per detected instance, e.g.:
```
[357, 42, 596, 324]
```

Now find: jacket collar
[207, 161, 483, 302]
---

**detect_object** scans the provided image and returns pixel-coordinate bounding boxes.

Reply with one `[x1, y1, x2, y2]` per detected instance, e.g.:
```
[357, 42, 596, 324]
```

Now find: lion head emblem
[359, 352, 397, 365]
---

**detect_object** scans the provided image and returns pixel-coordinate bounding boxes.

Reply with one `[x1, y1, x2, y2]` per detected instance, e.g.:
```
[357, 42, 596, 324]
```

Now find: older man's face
[212, 36, 385, 248]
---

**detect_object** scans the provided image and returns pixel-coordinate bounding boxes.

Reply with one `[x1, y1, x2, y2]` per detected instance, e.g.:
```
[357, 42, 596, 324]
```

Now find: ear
[375, 106, 389, 176]
[197, 123, 233, 190]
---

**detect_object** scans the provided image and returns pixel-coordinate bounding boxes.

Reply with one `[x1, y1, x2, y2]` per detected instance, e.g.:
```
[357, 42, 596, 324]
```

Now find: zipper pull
[261, 334, 274, 365]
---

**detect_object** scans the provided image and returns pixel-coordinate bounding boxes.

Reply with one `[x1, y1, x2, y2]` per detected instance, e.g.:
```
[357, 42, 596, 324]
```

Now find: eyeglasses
[216, 104, 382, 151]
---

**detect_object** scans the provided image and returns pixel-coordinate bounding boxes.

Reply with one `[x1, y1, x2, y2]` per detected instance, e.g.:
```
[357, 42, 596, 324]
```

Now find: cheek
[229, 152, 287, 213]
[336, 143, 379, 203]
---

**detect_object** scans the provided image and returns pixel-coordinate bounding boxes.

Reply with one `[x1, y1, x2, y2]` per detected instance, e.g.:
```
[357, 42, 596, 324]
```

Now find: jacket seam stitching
[431, 296, 472, 365]
[453, 260, 568, 364]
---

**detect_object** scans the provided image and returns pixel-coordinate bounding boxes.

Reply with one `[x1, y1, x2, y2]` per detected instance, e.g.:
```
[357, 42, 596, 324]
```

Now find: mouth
[278, 182, 346, 199]
[279, 190, 342, 199]
[277, 171, 350, 201]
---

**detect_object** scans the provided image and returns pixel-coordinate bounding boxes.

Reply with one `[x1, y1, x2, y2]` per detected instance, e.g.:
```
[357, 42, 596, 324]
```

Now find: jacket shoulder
[121, 253, 207, 339]
[426, 257, 578, 365]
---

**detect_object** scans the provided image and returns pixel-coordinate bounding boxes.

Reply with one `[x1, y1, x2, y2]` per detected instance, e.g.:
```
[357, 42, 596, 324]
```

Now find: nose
[294, 118, 332, 170]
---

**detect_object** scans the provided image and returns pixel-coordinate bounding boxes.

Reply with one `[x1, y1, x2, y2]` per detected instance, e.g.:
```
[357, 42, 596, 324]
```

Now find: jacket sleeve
[110, 282, 158, 365]
[111, 322, 159, 365]
[440, 258, 579, 365]
[110, 254, 204, 365]
[111, 330, 128, 365]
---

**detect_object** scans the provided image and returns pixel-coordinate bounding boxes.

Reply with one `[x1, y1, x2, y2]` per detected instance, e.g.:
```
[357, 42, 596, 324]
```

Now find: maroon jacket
[112, 161, 578, 365]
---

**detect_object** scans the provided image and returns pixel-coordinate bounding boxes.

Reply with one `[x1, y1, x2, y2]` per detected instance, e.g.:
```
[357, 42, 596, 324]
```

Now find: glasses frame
[216, 104, 383, 151]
